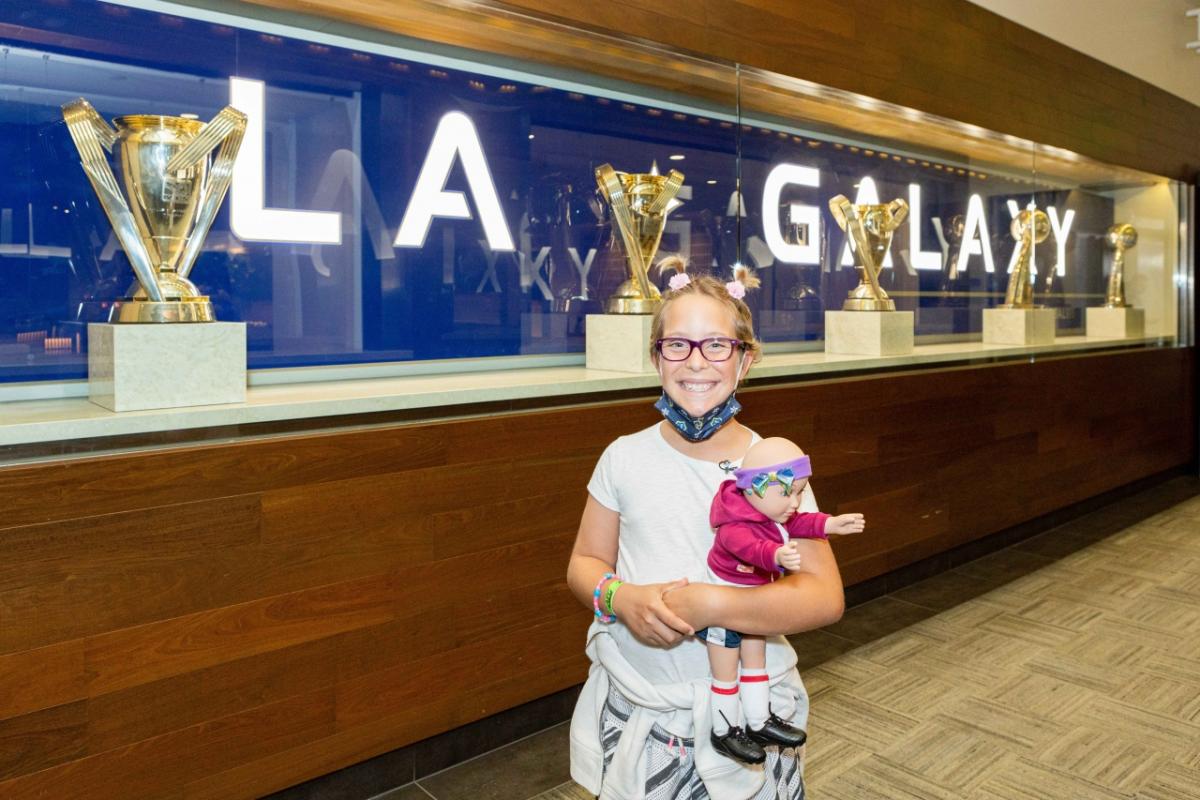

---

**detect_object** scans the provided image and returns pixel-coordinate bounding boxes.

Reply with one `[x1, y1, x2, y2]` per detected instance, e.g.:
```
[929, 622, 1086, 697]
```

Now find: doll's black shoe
[710, 717, 766, 765]
[747, 713, 807, 748]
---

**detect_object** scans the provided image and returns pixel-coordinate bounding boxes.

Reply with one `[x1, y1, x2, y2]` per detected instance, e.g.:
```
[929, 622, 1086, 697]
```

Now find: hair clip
[668, 273, 692, 291]
[725, 279, 746, 299]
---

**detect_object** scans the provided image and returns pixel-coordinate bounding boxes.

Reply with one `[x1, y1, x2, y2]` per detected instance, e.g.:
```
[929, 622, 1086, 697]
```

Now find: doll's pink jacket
[707, 480, 830, 585]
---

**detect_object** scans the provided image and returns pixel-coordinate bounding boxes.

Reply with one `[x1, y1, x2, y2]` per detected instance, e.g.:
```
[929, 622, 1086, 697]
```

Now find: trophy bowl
[595, 164, 684, 314]
[113, 115, 211, 321]
[63, 99, 246, 323]
[998, 208, 1050, 309]
[1104, 222, 1138, 308]
[829, 195, 908, 312]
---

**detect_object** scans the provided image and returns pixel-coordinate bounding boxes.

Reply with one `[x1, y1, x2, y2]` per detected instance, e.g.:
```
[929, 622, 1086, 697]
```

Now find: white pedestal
[824, 310, 914, 356]
[982, 307, 1056, 346]
[88, 322, 247, 412]
[585, 314, 655, 373]
[1086, 306, 1144, 339]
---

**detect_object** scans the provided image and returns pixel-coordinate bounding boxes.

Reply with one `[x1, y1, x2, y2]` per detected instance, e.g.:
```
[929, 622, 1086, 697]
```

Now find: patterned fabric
[654, 391, 742, 443]
[599, 686, 805, 800]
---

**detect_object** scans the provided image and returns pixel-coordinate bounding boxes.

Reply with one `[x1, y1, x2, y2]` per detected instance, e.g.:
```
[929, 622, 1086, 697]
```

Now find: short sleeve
[586, 440, 621, 512]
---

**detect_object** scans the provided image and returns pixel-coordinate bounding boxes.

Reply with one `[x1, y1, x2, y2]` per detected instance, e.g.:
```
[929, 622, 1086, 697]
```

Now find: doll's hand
[775, 540, 804, 571]
[825, 513, 865, 536]
[611, 579, 694, 647]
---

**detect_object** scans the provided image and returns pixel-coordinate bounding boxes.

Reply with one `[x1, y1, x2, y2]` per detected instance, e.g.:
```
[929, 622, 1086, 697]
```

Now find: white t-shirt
[586, 422, 818, 707]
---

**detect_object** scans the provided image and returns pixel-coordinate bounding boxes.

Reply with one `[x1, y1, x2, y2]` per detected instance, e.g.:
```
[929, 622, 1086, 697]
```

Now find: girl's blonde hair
[649, 258, 762, 364]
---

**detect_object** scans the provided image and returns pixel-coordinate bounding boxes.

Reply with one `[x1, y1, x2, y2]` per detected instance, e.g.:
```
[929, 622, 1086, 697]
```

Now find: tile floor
[376, 476, 1200, 800]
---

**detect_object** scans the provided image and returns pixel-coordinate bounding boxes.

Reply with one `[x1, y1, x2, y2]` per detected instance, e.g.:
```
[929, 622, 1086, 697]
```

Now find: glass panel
[737, 65, 1185, 349]
[0, 1, 739, 381]
[0, 1, 1186, 388]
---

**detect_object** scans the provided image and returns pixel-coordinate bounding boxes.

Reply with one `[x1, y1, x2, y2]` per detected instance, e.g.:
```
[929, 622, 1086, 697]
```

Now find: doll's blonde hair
[649, 259, 762, 364]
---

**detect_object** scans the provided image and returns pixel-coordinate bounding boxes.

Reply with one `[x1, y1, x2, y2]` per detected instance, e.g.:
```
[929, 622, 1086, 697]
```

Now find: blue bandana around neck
[655, 390, 742, 442]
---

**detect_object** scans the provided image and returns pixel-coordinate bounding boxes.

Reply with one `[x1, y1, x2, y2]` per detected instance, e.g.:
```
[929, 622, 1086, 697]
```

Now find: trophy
[1103, 223, 1137, 308]
[594, 163, 684, 314]
[829, 195, 908, 311]
[937, 214, 967, 299]
[62, 98, 247, 323]
[999, 208, 1050, 309]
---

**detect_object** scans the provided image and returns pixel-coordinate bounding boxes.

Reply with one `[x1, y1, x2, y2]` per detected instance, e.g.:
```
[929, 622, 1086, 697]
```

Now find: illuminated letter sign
[906, 183, 941, 271]
[955, 193, 995, 274]
[761, 163, 820, 265]
[229, 77, 342, 244]
[1047, 205, 1075, 277]
[394, 111, 515, 251]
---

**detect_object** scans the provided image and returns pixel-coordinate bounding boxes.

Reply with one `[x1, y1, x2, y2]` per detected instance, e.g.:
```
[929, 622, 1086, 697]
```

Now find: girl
[567, 267, 846, 800]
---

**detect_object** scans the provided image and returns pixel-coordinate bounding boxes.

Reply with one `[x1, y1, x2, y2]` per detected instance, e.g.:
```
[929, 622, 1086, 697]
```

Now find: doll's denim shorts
[696, 625, 742, 648]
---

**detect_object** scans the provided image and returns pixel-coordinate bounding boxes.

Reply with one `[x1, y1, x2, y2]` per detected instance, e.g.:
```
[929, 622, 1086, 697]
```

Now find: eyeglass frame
[654, 336, 745, 362]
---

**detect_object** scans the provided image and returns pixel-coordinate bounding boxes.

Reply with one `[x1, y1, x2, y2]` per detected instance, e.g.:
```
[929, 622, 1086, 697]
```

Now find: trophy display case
[0, 0, 1189, 395]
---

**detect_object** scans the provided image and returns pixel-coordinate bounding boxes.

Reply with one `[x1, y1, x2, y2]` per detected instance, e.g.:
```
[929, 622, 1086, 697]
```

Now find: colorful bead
[593, 572, 617, 623]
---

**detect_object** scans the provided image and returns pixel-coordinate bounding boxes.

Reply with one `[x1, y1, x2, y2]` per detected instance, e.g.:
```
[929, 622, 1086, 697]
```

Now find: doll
[699, 436, 866, 764]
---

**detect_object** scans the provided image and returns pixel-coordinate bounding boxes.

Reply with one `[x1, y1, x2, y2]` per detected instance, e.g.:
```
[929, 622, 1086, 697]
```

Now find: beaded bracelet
[593, 572, 618, 623]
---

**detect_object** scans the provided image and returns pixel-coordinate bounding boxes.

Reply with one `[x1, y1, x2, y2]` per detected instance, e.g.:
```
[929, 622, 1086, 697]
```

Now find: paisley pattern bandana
[655, 390, 742, 442]
[734, 456, 813, 496]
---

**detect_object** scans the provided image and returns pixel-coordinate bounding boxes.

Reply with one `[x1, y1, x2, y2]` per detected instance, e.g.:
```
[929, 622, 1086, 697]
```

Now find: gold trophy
[829, 195, 908, 311]
[1103, 223, 1137, 308]
[938, 214, 967, 298]
[999, 208, 1050, 309]
[62, 98, 247, 323]
[594, 163, 684, 314]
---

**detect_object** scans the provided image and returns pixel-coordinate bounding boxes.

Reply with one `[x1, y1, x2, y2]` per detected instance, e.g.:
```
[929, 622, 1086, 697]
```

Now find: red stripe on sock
[739, 674, 769, 683]
[711, 684, 739, 695]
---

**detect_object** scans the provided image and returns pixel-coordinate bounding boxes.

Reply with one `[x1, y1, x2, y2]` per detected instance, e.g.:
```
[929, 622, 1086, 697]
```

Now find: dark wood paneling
[0, 640, 86, 720]
[0, 347, 1192, 798]
[236, 0, 1200, 180]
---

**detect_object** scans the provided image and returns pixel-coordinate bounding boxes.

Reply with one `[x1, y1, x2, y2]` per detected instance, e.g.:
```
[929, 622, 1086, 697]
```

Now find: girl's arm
[662, 537, 844, 635]
[567, 494, 694, 647]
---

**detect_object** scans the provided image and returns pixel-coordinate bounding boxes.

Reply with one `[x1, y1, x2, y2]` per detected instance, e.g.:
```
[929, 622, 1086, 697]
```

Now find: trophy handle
[595, 163, 651, 300]
[887, 198, 909, 226]
[644, 169, 684, 216]
[828, 194, 852, 230]
[167, 106, 248, 279]
[62, 98, 165, 302]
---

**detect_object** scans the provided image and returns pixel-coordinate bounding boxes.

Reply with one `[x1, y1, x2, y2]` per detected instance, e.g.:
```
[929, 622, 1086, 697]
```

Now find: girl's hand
[660, 581, 718, 631]
[775, 541, 804, 571]
[611, 579, 694, 647]
[825, 513, 865, 536]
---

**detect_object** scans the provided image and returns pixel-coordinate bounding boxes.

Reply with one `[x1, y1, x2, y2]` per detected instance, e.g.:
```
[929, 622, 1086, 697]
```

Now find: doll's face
[745, 477, 807, 523]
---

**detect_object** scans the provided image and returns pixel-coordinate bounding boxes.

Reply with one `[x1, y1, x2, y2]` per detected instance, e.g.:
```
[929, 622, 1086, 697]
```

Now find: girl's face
[656, 293, 752, 417]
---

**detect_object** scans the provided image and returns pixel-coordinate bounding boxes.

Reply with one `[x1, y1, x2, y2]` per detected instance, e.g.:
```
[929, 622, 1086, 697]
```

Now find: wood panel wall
[239, 0, 1200, 181]
[0, 347, 1192, 798]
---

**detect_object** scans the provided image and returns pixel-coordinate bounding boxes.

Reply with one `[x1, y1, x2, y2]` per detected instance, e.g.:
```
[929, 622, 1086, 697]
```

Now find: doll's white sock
[710, 679, 740, 734]
[741, 668, 770, 729]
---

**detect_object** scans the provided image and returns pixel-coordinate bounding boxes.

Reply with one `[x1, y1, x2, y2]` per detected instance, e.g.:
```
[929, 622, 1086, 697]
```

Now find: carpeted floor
[802, 477, 1200, 799]
[381, 476, 1200, 800]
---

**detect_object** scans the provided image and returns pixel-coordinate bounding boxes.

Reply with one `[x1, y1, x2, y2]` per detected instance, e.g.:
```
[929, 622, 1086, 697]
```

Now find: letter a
[395, 111, 515, 251]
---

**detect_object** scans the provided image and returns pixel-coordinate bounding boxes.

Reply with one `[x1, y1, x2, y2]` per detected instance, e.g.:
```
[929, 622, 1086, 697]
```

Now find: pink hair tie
[668, 273, 691, 292]
[725, 280, 746, 299]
